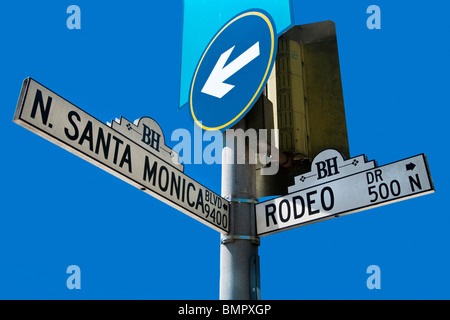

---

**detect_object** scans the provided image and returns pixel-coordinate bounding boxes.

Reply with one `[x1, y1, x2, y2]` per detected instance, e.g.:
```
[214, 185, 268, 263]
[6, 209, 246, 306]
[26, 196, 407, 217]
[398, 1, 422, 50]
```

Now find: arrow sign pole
[201, 42, 260, 99]
[220, 119, 260, 300]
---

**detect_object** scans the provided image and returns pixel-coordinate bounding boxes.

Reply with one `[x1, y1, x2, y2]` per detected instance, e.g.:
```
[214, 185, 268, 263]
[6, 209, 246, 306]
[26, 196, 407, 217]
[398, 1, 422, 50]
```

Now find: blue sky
[1, 0, 449, 299]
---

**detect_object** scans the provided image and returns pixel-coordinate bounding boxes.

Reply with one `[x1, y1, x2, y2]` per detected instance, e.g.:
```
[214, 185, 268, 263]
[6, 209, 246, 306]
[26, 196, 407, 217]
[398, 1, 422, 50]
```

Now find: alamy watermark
[366, 265, 381, 290]
[67, 5, 81, 30]
[367, 5, 381, 30]
[171, 123, 280, 176]
[66, 265, 81, 290]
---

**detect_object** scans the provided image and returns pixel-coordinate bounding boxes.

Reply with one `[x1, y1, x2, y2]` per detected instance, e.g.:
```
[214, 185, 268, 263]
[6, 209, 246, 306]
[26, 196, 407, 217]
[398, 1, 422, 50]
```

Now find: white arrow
[201, 42, 260, 99]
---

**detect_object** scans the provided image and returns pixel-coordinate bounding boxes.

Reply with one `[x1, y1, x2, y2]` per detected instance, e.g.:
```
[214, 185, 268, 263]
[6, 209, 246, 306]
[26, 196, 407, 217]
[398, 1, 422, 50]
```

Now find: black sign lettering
[158, 165, 169, 192]
[195, 189, 204, 213]
[30, 89, 52, 127]
[265, 203, 277, 227]
[95, 128, 111, 159]
[187, 183, 196, 207]
[143, 156, 158, 186]
[409, 174, 422, 192]
[120, 145, 132, 173]
[321, 187, 334, 211]
[65, 111, 81, 141]
[292, 196, 305, 219]
[306, 190, 319, 216]
[279, 199, 291, 223]
[316, 157, 340, 179]
[79, 120, 94, 151]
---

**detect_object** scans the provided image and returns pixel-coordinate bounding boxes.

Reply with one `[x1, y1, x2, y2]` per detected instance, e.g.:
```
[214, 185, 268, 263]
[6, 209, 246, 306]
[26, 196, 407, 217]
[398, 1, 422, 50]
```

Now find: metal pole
[220, 118, 260, 300]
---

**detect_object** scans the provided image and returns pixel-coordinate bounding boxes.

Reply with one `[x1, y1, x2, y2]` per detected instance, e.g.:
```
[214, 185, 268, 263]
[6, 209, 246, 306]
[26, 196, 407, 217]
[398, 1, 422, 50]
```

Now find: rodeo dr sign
[256, 149, 435, 236]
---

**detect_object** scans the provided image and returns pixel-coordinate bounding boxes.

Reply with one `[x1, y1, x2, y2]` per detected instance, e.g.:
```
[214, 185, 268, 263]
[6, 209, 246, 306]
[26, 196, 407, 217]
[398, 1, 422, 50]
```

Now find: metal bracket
[225, 197, 258, 204]
[221, 235, 260, 245]
[250, 255, 261, 300]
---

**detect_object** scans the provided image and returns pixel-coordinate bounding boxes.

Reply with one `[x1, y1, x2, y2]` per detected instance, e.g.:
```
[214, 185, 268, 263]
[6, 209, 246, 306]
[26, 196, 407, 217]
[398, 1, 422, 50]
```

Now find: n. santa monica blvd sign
[256, 149, 435, 237]
[13, 78, 229, 234]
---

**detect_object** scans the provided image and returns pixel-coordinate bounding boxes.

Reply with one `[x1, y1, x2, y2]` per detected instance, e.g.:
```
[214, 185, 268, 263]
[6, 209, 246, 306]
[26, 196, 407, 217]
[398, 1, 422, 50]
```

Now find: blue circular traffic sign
[189, 11, 277, 131]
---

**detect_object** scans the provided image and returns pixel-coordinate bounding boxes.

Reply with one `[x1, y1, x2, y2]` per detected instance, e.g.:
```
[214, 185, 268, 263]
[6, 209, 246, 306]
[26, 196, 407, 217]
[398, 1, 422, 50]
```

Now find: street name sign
[13, 78, 229, 234]
[256, 149, 435, 237]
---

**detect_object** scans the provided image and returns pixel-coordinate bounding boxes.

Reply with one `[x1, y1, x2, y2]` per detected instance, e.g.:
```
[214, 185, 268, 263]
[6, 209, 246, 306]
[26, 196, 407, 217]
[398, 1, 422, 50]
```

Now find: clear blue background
[1, 0, 448, 299]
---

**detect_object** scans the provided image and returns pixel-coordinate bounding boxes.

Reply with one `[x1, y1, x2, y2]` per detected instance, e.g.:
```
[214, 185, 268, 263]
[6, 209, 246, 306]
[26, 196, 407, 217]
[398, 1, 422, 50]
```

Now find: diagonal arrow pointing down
[201, 42, 260, 99]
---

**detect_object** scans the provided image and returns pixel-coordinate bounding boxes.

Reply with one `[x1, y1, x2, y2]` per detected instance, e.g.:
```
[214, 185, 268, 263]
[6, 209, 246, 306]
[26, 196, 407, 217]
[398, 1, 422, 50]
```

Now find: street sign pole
[220, 118, 260, 300]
